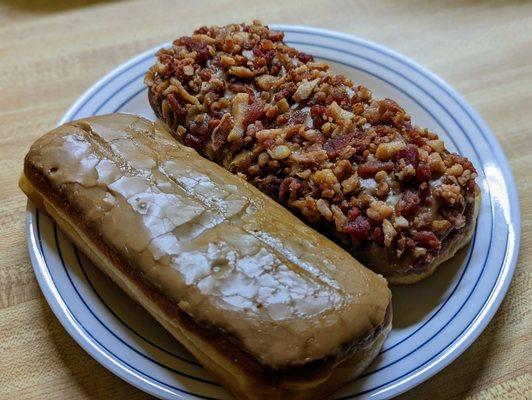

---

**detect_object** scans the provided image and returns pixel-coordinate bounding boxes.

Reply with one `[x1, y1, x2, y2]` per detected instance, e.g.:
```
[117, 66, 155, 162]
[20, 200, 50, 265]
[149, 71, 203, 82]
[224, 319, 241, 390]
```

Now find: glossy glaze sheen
[25, 113, 390, 368]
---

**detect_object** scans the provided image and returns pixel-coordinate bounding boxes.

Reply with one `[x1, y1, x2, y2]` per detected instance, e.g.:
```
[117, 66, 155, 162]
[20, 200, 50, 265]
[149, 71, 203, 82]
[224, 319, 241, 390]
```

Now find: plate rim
[27, 24, 520, 399]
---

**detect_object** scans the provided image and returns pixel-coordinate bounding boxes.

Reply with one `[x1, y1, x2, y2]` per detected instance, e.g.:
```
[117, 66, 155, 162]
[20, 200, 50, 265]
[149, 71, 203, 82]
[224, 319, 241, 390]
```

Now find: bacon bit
[220, 54, 236, 67]
[446, 211, 466, 229]
[193, 26, 209, 34]
[416, 162, 431, 182]
[279, 177, 300, 201]
[268, 31, 284, 41]
[211, 113, 233, 151]
[376, 141, 406, 161]
[350, 85, 372, 104]
[419, 181, 431, 200]
[255, 74, 278, 91]
[363, 98, 404, 125]
[269, 145, 291, 160]
[310, 104, 326, 118]
[432, 219, 452, 234]
[169, 78, 200, 105]
[228, 82, 255, 101]
[412, 230, 441, 250]
[260, 39, 275, 51]
[290, 149, 329, 165]
[264, 104, 279, 119]
[297, 51, 314, 63]
[396, 144, 419, 167]
[228, 66, 256, 79]
[382, 219, 397, 247]
[316, 199, 333, 222]
[276, 98, 290, 113]
[447, 164, 464, 177]
[273, 82, 296, 102]
[199, 69, 211, 81]
[413, 211, 433, 229]
[176, 36, 210, 65]
[396, 190, 421, 217]
[203, 92, 220, 111]
[167, 93, 187, 116]
[358, 160, 394, 178]
[313, 168, 338, 187]
[310, 104, 327, 129]
[276, 114, 288, 125]
[269, 63, 281, 75]
[176, 125, 187, 138]
[184, 133, 203, 150]
[192, 33, 216, 45]
[366, 201, 393, 221]
[292, 64, 309, 76]
[253, 46, 275, 61]
[460, 158, 477, 174]
[294, 79, 319, 102]
[182, 64, 195, 76]
[227, 93, 249, 142]
[326, 101, 354, 122]
[208, 117, 220, 128]
[348, 207, 361, 220]
[324, 131, 356, 157]
[344, 215, 370, 241]
[428, 152, 446, 174]
[341, 173, 360, 194]
[466, 178, 476, 192]
[292, 196, 322, 222]
[189, 115, 210, 138]
[327, 87, 350, 108]
[434, 184, 463, 205]
[307, 61, 329, 70]
[376, 180, 390, 198]
[256, 128, 286, 142]
[243, 99, 266, 128]
[373, 227, 384, 245]
[427, 139, 445, 153]
[313, 91, 326, 104]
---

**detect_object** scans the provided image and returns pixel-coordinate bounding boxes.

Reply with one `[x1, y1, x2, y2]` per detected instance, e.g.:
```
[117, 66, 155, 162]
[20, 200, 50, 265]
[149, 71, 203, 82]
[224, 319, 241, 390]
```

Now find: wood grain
[0, 0, 530, 398]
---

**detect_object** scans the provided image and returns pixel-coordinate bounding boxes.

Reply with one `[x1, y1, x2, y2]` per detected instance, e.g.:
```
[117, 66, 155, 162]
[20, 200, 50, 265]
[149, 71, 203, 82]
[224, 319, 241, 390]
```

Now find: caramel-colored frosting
[26, 113, 390, 368]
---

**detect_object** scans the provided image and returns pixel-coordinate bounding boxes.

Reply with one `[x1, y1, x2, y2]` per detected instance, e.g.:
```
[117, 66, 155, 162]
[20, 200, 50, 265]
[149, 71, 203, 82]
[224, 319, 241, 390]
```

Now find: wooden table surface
[0, 0, 530, 399]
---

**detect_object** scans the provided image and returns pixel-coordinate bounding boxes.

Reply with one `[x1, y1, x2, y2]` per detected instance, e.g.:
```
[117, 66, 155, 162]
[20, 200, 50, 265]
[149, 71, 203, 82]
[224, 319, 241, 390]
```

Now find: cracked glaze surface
[26, 113, 390, 368]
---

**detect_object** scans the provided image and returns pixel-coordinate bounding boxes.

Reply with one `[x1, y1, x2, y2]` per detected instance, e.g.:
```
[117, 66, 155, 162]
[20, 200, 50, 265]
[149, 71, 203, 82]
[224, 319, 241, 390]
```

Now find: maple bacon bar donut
[145, 21, 480, 284]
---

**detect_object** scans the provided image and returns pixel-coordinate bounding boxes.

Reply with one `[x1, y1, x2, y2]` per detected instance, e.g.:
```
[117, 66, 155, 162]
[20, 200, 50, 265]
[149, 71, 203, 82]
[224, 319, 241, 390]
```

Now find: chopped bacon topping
[396, 190, 421, 217]
[358, 160, 394, 178]
[345, 215, 371, 242]
[396, 144, 419, 167]
[411, 230, 441, 250]
[145, 21, 478, 272]
[243, 99, 266, 128]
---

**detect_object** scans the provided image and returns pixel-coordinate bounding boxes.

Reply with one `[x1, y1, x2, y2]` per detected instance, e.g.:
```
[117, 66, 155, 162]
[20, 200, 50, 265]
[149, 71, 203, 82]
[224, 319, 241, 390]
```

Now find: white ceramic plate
[26, 25, 520, 399]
